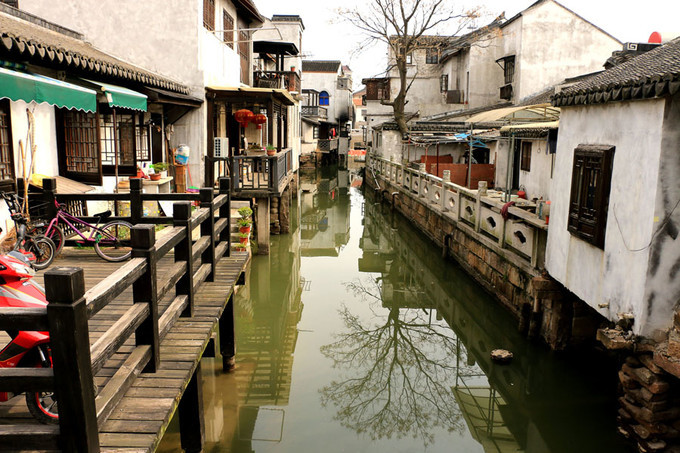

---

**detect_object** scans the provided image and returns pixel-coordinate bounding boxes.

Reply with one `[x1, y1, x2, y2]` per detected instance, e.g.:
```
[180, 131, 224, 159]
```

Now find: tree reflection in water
[320, 276, 465, 447]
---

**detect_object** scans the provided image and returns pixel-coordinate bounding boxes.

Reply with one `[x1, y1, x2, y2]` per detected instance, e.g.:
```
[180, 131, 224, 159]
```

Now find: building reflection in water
[321, 193, 627, 453]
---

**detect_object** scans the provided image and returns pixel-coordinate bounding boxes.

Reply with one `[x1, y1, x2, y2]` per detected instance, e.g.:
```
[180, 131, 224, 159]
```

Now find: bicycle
[37, 200, 133, 262]
[0, 193, 55, 270]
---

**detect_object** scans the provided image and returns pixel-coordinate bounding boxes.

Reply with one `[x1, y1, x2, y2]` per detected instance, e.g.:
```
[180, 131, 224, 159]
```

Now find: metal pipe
[467, 122, 473, 189]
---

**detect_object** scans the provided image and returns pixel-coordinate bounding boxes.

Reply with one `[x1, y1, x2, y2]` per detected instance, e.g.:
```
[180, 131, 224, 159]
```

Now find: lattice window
[135, 123, 150, 162]
[239, 29, 249, 83]
[223, 10, 234, 48]
[504, 56, 515, 85]
[100, 113, 137, 175]
[203, 0, 215, 31]
[59, 110, 101, 184]
[440, 74, 448, 92]
[0, 101, 15, 190]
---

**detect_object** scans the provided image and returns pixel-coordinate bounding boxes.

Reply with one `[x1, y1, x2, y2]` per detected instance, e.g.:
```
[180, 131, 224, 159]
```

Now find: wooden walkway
[0, 247, 249, 452]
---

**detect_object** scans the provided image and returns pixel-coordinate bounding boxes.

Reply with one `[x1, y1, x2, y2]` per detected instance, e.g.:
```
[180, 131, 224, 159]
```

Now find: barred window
[203, 0, 215, 31]
[504, 56, 515, 85]
[440, 74, 448, 93]
[0, 101, 15, 190]
[100, 113, 137, 176]
[568, 145, 615, 249]
[136, 123, 151, 162]
[58, 110, 101, 185]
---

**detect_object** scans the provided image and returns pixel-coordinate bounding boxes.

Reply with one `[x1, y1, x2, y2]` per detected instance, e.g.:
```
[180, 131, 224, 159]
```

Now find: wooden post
[129, 178, 143, 224]
[131, 224, 159, 372]
[219, 177, 231, 257]
[220, 293, 235, 372]
[173, 202, 195, 317]
[42, 178, 58, 221]
[255, 197, 270, 255]
[178, 363, 204, 453]
[199, 188, 216, 282]
[45, 267, 99, 453]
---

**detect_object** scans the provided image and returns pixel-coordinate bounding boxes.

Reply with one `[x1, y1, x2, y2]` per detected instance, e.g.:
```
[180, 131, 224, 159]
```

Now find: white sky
[253, 0, 680, 90]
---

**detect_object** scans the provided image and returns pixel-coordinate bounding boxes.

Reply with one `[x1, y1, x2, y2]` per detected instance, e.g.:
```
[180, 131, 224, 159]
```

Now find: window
[238, 26, 249, 83]
[223, 10, 234, 48]
[365, 79, 390, 101]
[57, 110, 102, 185]
[203, 0, 215, 31]
[0, 101, 14, 190]
[440, 74, 448, 93]
[100, 113, 138, 176]
[313, 126, 319, 139]
[405, 53, 412, 64]
[426, 48, 439, 64]
[503, 56, 515, 85]
[319, 91, 330, 106]
[568, 145, 615, 249]
[135, 123, 151, 162]
[520, 141, 532, 171]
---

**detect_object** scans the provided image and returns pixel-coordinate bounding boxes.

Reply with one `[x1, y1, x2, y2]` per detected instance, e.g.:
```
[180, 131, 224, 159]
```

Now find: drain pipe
[528, 296, 542, 340]
[442, 233, 454, 259]
[391, 191, 399, 210]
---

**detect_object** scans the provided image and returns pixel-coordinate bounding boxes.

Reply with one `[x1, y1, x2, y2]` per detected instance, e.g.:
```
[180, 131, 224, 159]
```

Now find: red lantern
[252, 113, 267, 130]
[234, 109, 254, 127]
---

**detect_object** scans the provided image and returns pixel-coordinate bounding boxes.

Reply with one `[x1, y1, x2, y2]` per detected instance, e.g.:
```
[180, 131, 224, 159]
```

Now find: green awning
[85, 79, 147, 112]
[0, 67, 97, 112]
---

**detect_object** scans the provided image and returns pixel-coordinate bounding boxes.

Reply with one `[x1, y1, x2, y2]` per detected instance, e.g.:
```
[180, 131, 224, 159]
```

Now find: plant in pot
[237, 217, 252, 234]
[238, 206, 253, 220]
[238, 232, 249, 245]
[266, 145, 276, 156]
[151, 162, 169, 179]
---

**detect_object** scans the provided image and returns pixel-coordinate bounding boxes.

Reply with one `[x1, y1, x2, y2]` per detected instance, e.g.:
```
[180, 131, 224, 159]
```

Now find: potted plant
[151, 162, 169, 178]
[238, 206, 253, 219]
[149, 172, 162, 181]
[238, 232, 249, 245]
[237, 217, 252, 234]
[266, 145, 276, 156]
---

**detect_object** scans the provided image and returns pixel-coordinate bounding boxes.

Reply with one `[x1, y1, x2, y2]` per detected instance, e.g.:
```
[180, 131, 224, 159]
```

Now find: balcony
[253, 71, 301, 92]
[318, 139, 339, 153]
[232, 147, 294, 196]
[301, 105, 328, 119]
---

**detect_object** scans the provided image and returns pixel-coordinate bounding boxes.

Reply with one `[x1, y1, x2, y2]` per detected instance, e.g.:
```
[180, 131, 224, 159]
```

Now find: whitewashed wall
[546, 99, 665, 337]
[518, 139, 553, 201]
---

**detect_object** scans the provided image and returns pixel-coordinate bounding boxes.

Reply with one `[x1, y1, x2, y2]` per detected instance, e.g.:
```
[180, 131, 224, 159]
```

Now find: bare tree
[340, 0, 482, 136]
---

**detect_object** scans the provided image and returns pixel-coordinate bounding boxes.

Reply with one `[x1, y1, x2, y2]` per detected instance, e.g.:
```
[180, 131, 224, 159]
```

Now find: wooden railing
[232, 148, 293, 195]
[253, 70, 301, 92]
[368, 154, 548, 269]
[0, 178, 233, 451]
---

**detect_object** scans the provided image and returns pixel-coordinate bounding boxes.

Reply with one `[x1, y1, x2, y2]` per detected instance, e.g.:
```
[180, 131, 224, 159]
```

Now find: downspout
[442, 232, 454, 259]
[506, 132, 515, 202]
[467, 122, 473, 188]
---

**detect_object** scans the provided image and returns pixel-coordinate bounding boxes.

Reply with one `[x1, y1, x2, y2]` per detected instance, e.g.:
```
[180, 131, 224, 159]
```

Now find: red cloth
[501, 201, 515, 220]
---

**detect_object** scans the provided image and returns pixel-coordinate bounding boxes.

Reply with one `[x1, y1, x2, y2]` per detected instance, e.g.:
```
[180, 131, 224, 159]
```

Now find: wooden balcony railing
[253, 71, 301, 92]
[232, 148, 293, 195]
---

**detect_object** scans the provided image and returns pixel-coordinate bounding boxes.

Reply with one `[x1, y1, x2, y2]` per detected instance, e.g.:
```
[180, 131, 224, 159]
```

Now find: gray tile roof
[302, 60, 341, 73]
[553, 37, 680, 107]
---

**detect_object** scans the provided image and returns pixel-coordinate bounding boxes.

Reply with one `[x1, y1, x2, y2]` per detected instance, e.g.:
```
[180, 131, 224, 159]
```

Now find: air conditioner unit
[214, 137, 229, 158]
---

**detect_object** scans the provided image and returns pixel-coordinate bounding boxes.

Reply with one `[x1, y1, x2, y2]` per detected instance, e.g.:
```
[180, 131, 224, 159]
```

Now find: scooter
[0, 252, 57, 424]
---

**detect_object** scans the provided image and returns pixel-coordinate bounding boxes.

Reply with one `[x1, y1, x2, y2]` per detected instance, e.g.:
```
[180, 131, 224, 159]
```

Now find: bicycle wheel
[94, 221, 133, 262]
[31, 225, 65, 254]
[25, 237, 55, 270]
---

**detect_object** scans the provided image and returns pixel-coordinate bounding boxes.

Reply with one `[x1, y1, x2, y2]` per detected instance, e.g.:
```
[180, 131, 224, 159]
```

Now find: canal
[159, 165, 632, 453]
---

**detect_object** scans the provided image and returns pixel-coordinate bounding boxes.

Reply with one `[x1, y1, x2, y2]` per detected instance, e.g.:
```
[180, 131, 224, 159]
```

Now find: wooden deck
[0, 247, 250, 452]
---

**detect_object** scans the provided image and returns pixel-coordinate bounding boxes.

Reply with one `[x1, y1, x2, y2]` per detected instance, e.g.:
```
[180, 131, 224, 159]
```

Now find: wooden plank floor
[0, 246, 250, 452]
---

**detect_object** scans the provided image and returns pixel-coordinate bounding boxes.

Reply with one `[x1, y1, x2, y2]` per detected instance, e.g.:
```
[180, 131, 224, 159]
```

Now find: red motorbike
[0, 251, 57, 424]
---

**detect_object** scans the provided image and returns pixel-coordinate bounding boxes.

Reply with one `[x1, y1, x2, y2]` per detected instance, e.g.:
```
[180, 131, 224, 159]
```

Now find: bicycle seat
[93, 210, 112, 220]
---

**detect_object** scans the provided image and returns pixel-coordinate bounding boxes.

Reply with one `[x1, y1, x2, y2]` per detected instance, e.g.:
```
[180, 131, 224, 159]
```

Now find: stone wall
[366, 174, 601, 350]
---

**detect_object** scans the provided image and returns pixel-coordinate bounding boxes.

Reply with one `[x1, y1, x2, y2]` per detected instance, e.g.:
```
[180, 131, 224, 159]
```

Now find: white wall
[518, 139, 553, 201]
[517, 1, 620, 100]
[546, 99, 665, 337]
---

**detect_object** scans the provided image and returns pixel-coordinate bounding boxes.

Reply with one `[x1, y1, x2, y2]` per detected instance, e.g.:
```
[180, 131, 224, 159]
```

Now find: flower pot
[150, 173, 162, 181]
[267, 149, 276, 156]
[239, 237, 248, 245]
[239, 226, 251, 234]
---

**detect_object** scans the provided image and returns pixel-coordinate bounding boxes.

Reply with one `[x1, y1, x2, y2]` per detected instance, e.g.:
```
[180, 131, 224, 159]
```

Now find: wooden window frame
[520, 141, 532, 172]
[504, 56, 515, 85]
[56, 109, 103, 186]
[440, 74, 448, 93]
[568, 144, 615, 249]
[426, 48, 439, 64]
[0, 100, 15, 192]
[203, 0, 215, 31]
[223, 10, 234, 48]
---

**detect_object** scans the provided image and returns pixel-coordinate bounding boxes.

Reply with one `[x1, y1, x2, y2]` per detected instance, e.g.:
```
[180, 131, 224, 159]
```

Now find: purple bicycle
[36, 200, 133, 262]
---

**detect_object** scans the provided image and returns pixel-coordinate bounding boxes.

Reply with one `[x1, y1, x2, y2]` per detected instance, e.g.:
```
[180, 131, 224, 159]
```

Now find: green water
[160, 166, 632, 453]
